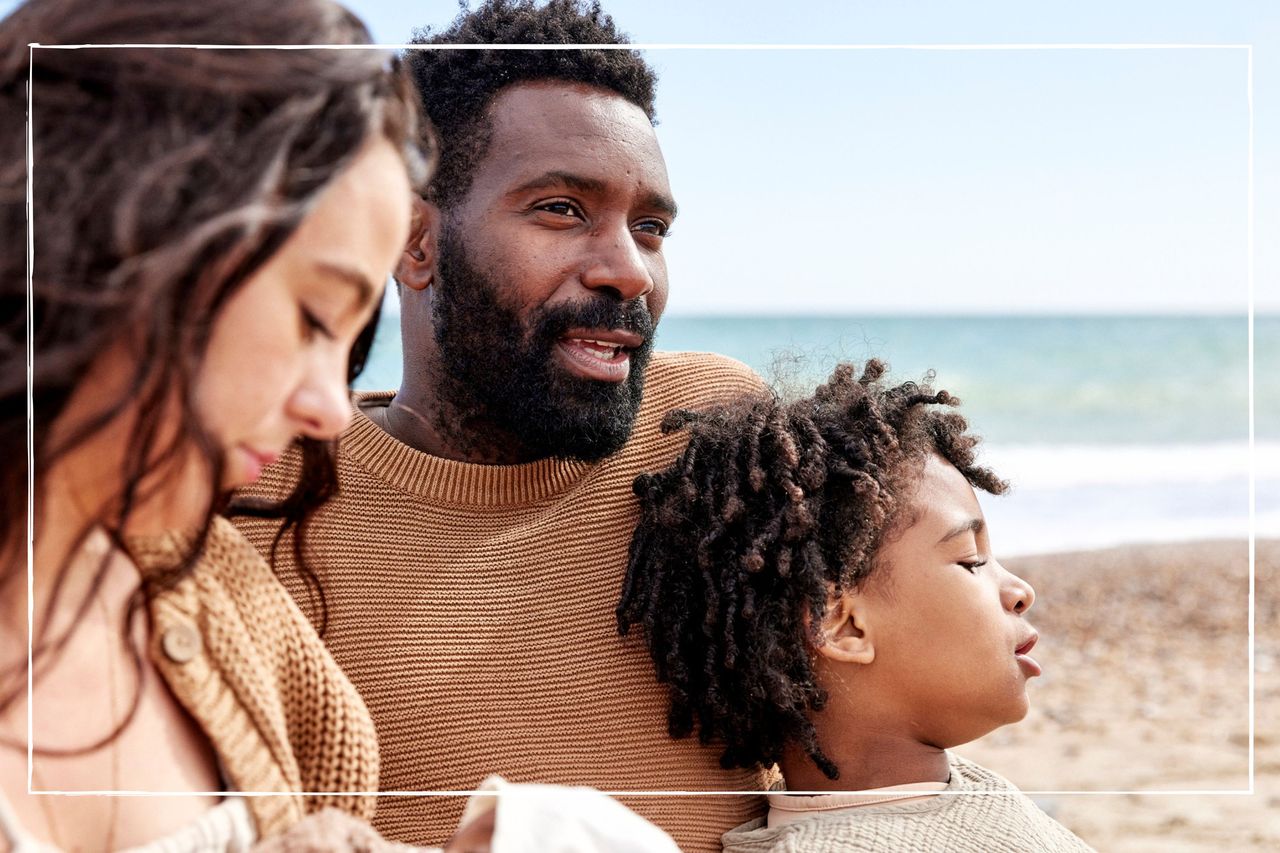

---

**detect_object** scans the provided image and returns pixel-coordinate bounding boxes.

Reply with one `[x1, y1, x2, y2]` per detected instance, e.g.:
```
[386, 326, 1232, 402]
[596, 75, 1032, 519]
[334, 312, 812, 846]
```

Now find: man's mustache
[533, 298, 655, 344]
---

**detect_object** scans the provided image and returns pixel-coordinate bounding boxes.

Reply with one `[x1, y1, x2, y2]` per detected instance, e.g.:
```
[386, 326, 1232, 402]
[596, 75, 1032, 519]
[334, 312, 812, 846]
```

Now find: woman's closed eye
[299, 306, 336, 342]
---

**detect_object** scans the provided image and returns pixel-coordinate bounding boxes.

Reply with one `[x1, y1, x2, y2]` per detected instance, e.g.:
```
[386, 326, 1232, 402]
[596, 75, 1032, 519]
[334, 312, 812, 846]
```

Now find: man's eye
[536, 200, 583, 218]
[633, 219, 670, 238]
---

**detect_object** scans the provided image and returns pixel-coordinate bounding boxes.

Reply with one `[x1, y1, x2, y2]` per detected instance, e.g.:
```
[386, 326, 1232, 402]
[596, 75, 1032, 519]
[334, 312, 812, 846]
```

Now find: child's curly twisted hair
[617, 360, 1007, 779]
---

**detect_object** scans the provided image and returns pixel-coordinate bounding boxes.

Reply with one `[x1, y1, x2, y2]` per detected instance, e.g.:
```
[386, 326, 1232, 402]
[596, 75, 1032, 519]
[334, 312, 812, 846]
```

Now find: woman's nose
[289, 358, 352, 440]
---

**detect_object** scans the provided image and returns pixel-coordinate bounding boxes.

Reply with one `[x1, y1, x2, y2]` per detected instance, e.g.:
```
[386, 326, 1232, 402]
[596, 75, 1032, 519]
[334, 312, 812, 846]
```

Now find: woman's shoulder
[191, 516, 299, 613]
[139, 516, 380, 830]
[128, 517, 283, 599]
[153, 516, 345, 690]
[134, 516, 310, 649]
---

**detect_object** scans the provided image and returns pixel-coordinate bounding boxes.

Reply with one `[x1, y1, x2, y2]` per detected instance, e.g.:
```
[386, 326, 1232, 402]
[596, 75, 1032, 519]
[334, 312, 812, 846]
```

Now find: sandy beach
[958, 539, 1278, 851]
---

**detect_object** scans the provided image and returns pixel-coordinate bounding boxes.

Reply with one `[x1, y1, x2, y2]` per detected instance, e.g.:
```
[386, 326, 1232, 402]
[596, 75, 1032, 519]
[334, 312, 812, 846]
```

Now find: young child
[618, 361, 1094, 852]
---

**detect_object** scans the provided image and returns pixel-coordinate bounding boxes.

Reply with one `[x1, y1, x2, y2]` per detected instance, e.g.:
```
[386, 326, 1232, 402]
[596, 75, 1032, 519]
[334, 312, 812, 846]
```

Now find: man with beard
[234, 1, 769, 850]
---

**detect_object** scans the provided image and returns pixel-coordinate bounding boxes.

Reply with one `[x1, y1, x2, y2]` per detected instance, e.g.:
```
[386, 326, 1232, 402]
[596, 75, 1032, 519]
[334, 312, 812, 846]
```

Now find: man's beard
[431, 229, 655, 463]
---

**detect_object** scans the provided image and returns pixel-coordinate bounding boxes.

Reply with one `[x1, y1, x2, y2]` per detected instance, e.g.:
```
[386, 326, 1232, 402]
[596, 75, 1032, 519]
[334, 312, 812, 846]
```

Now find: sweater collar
[343, 391, 600, 506]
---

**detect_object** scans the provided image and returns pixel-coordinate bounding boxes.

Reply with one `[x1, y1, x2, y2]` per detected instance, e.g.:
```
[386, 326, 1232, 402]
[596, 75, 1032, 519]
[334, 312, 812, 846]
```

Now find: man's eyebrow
[511, 170, 679, 220]
[938, 517, 984, 545]
[313, 260, 376, 310]
[642, 190, 679, 221]
[513, 170, 605, 197]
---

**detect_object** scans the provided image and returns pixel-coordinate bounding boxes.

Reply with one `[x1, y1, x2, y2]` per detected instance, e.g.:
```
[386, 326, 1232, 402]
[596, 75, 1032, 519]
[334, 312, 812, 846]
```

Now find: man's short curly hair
[617, 360, 1008, 780]
[407, 0, 657, 207]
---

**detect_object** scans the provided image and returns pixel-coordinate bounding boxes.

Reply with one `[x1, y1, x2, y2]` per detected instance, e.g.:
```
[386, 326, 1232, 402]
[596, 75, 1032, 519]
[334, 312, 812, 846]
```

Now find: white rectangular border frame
[25, 41, 1255, 799]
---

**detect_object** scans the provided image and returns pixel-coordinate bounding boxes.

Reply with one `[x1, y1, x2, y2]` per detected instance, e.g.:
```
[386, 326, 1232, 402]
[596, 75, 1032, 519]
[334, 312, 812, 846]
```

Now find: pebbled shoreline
[959, 539, 1277, 851]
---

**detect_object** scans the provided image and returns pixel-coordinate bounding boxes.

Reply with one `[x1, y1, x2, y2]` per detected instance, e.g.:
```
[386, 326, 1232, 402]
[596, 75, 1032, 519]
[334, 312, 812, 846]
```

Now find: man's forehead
[477, 81, 670, 192]
[487, 79, 653, 132]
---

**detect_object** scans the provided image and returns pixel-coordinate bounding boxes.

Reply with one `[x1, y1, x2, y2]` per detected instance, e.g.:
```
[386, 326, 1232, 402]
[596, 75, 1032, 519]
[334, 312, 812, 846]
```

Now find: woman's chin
[126, 479, 217, 536]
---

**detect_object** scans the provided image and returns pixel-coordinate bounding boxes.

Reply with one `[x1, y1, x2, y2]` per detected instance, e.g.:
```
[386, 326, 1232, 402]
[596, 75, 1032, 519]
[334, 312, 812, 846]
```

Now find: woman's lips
[236, 446, 279, 484]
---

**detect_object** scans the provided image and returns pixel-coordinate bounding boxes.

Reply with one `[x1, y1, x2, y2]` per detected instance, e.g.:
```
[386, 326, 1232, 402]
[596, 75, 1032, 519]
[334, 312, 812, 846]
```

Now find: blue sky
[344, 0, 1277, 316]
[10, 0, 1277, 315]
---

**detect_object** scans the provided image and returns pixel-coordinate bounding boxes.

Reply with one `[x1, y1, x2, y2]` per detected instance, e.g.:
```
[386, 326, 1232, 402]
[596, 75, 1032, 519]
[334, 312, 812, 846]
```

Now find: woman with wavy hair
[0, 0, 433, 847]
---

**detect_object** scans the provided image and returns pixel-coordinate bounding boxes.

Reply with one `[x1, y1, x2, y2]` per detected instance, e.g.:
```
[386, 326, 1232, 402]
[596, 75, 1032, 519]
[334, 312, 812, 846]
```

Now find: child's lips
[1015, 632, 1042, 677]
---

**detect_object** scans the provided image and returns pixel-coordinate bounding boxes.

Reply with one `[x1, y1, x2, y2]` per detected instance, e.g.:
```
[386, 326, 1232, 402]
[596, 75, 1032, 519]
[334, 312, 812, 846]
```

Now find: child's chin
[975, 695, 1032, 741]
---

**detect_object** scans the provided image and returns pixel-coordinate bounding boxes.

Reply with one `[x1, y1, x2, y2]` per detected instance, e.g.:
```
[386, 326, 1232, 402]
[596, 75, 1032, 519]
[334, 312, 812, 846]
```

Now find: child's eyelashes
[957, 559, 988, 573]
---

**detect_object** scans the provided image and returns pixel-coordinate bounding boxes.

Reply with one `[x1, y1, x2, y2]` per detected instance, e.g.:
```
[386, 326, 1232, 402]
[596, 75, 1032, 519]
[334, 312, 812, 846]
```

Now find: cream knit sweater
[234, 351, 772, 853]
[721, 754, 1095, 853]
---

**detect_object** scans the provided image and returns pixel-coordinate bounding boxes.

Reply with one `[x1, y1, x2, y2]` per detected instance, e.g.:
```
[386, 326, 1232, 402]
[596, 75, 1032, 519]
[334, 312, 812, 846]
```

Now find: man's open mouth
[567, 337, 629, 362]
[555, 328, 645, 383]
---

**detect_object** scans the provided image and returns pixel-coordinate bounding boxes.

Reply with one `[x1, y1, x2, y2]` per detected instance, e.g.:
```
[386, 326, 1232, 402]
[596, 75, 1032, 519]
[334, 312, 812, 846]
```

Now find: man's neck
[370, 383, 543, 466]
[383, 296, 552, 464]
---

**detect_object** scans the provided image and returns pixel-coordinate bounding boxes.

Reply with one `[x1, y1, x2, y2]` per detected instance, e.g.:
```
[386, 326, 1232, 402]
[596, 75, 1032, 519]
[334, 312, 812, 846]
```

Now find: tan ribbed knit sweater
[721, 755, 1095, 852]
[129, 517, 380, 838]
[234, 351, 772, 852]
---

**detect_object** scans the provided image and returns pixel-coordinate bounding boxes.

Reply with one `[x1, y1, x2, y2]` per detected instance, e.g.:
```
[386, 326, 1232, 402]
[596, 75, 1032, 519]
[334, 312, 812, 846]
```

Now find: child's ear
[815, 590, 875, 665]
[394, 195, 441, 293]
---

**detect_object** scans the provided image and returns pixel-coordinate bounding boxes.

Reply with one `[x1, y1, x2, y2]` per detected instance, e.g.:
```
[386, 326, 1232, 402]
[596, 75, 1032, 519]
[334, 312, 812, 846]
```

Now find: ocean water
[358, 313, 1280, 555]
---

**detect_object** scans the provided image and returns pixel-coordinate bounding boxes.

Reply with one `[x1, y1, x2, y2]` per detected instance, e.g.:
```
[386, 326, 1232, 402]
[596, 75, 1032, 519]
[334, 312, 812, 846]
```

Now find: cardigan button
[161, 624, 201, 663]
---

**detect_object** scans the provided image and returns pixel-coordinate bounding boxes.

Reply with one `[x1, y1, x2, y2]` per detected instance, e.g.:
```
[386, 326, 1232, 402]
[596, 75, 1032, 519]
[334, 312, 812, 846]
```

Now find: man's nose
[290, 356, 352, 441]
[579, 225, 654, 302]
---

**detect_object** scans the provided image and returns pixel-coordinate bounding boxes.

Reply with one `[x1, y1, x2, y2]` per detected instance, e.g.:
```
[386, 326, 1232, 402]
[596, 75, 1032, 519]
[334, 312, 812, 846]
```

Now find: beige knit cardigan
[130, 516, 379, 839]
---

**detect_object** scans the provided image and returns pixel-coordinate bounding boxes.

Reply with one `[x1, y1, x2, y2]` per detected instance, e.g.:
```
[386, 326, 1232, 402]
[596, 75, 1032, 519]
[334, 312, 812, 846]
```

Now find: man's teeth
[571, 339, 623, 360]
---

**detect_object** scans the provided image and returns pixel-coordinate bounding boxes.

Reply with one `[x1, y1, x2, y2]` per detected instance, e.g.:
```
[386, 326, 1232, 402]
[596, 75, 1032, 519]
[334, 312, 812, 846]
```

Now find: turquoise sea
[358, 314, 1280, 555]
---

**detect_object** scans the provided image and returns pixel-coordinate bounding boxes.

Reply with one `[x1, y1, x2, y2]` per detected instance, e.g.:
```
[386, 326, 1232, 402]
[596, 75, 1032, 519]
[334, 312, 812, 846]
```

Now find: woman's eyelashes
[299, 305, 336, 342]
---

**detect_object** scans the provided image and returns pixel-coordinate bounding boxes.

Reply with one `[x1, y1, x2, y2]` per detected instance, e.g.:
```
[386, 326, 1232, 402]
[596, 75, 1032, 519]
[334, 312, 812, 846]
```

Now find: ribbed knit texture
[234, 351, 772, 852]
[129, 517, 381, 839]
[722, 754, 1095, 852]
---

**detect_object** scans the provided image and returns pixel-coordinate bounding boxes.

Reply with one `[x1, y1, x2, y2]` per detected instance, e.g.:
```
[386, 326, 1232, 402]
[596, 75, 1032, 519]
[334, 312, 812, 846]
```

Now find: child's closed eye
[957, 559, 988, 573]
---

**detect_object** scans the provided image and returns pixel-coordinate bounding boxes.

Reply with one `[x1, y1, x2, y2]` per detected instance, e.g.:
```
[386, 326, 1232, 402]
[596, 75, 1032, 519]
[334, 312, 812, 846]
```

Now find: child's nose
[998, 562, 1036, 615]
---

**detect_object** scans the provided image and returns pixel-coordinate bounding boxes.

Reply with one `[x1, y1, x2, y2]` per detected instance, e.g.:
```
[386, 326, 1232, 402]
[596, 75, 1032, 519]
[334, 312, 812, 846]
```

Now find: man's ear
[395, 195, 441, 292]
[814, 590, 875, 665]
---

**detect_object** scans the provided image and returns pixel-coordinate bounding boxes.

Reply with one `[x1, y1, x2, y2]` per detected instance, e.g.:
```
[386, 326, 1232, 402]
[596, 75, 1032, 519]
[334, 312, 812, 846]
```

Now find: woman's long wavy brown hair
[0, 0, 433, 748]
